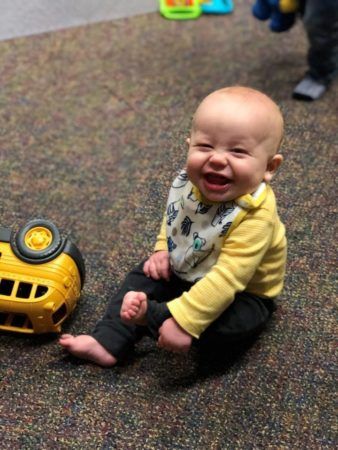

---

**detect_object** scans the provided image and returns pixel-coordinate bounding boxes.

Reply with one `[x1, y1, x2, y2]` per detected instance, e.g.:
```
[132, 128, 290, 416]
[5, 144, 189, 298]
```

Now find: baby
[60, 86, 287, 367]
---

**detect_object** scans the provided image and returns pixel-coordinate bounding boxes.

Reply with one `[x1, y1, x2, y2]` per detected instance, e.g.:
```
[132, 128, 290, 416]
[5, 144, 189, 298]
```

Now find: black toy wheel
[15, 219, 62, 260]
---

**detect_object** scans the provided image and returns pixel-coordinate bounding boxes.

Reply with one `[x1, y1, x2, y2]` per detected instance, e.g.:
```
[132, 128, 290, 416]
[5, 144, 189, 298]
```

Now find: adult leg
[293, 0, 338, 100]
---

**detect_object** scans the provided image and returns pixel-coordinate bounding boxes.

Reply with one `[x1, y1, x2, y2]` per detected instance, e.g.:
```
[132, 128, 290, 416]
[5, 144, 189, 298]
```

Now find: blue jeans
[302, 0, 338, 83]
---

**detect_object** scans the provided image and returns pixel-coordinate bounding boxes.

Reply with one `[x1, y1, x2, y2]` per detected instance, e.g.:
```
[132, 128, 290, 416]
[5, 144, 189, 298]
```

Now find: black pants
[301, 0, 338, 83]
[92, 261, 276, 359]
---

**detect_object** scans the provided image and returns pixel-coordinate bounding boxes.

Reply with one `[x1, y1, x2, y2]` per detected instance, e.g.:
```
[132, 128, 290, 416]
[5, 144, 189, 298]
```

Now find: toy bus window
[11, 314, 27, 328]
[35, 285, 48, 298]
[0, 312, 8, 324]
[17, 282, 32, 299]
[0, 279, 15, 296]
[52, 303, 67, 324]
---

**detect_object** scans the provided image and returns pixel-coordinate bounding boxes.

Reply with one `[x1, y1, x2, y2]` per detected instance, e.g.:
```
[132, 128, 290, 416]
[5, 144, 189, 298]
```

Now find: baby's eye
[231, 148, 247, 155]
[196, 144, 213, 151]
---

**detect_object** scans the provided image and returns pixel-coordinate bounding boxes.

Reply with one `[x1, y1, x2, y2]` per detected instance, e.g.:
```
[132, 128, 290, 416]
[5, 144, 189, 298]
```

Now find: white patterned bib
[166, 170, 266, 282]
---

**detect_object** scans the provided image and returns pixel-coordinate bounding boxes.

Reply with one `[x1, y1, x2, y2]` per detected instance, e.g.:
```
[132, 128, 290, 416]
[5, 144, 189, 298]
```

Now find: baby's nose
[209, 151, 227, 166]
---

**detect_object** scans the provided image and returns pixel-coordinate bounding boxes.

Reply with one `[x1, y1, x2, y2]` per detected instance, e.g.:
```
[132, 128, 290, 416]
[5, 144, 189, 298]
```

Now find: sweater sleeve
[154, 214, 168, 252]
[167, 208, 274, 338]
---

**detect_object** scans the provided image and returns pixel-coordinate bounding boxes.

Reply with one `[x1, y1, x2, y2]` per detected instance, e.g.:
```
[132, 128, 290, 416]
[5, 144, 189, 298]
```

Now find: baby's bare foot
[59, 334, 117, 367]
[121, 291, 148, 325]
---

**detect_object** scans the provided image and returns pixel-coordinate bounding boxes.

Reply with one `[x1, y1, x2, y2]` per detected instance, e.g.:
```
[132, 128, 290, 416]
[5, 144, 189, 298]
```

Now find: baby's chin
[199, 186, 236, 203]
[199, 179, 235, 203]
[204, 192, 235, 203]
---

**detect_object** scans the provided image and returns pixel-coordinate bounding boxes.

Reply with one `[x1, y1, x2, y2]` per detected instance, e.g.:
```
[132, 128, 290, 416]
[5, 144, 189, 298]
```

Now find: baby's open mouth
[204, 173, 229, 186]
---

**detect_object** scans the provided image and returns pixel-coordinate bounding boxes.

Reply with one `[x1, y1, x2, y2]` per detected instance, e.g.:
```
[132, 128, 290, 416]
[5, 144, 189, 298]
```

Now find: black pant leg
[143, 284, 275, 346]
[303, 0, 338, 83]
[91, 261, 162, 358]
[91, 262, 191, 358]
[199, 292, 276, 348]
[146, 273, 192, 338]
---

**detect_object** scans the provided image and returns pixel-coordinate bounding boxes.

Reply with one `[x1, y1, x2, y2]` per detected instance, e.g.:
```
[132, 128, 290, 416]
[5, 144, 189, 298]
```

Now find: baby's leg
[59, 334, 117, 367]
[199, 292, 276, 350]
[120, 291, 148, 325]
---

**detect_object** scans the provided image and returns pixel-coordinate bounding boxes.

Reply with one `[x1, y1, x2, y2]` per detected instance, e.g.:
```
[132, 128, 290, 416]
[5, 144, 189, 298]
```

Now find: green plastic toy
[159, 0, 202, 20]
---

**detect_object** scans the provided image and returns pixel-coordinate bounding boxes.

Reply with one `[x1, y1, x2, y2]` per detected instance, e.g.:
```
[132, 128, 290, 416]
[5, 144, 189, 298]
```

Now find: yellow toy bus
[0, 219, 85, 334]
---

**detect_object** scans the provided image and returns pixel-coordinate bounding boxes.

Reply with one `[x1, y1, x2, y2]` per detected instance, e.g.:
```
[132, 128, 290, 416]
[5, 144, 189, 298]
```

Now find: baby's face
[186, 91, 282, 203]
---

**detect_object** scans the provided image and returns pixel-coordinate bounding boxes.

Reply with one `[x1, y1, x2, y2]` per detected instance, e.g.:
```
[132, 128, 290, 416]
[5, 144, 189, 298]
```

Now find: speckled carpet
[0, 1, 337, 448]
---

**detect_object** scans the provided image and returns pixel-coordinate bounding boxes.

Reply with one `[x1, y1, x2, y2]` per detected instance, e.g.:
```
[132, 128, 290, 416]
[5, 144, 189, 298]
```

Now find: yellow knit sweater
[154, 184, 287, 338]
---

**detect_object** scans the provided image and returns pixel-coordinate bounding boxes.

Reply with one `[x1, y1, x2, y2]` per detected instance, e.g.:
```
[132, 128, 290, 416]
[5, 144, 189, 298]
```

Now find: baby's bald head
[192, 86, 284, 156]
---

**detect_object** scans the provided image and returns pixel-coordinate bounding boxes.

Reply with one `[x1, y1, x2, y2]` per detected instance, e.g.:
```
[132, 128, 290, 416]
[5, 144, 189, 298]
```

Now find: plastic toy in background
[201, 0, 234, 15]
[159, 0, 234, 20]
[0, 219, 85, 334]
[159, 0, 202, 20]
[252, 0, 299, 32]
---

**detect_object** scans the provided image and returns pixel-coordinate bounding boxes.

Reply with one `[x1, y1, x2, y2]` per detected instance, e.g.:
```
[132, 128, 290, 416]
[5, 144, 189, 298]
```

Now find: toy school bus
[0, 219, 85, 334]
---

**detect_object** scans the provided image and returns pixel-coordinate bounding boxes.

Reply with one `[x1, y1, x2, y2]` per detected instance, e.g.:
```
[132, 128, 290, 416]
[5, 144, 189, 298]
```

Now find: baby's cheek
[186, 158, 202, 179]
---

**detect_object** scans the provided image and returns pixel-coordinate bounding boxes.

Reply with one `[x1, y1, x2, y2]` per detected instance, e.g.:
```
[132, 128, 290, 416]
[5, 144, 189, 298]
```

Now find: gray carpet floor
[0, 1, 337, 448]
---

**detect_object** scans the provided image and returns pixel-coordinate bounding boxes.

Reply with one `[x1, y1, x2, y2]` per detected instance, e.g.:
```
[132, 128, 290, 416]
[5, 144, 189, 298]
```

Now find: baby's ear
[264, 154, 283, 182]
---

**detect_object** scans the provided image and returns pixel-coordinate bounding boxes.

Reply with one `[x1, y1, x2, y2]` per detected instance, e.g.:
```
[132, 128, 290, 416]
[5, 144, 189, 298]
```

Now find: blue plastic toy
[201, 0, 234, 14]
[252, 0, 299, 32]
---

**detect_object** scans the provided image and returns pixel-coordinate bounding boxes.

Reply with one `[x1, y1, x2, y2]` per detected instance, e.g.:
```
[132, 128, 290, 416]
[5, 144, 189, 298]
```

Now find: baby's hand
[158, 318, 192, 353]
[143, 251, 171, 281]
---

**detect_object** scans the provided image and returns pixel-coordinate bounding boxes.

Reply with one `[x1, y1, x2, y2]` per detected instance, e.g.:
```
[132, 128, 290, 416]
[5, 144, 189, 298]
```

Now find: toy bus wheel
[15, 219, 62, 260]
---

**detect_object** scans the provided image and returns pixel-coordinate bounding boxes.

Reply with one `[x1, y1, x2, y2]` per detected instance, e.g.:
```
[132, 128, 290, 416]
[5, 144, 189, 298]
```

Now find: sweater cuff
[154, 241, 168, 252]
[167, 301, 200, 339]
